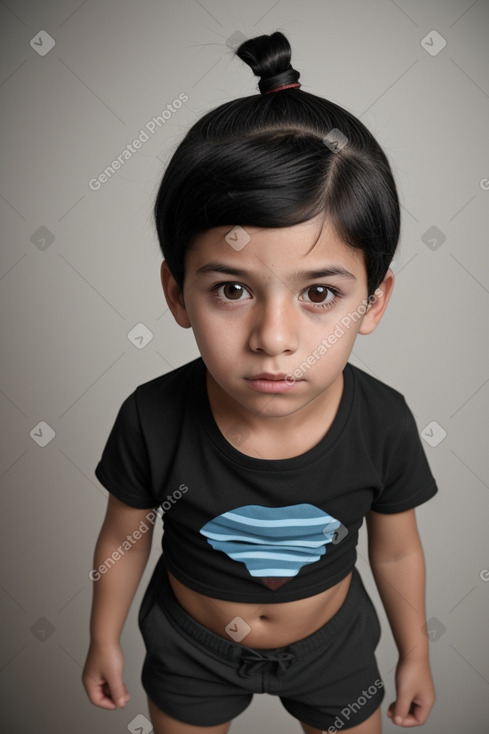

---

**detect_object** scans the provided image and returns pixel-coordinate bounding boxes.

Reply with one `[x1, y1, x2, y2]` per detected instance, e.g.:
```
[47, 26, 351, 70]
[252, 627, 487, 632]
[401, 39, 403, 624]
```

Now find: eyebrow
[195, 261, 357, 281]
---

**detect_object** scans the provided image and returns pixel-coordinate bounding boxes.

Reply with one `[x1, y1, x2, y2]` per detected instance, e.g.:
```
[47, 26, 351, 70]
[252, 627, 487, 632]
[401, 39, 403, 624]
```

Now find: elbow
[369, 544, 425, 568]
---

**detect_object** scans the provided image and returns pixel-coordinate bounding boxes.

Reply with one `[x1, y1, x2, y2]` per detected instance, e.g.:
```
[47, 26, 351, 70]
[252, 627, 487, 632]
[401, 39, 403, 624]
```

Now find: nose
[248, 297, 299, 355]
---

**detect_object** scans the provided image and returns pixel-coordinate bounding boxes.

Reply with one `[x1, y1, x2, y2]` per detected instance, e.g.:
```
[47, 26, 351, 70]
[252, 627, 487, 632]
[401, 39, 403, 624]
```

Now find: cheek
[306, 311, 363, 365]
[330, 318, 364, 353]
[187, 309, 241, 362]
[187, 295, 246, 333]
[331, 294, 370, 333]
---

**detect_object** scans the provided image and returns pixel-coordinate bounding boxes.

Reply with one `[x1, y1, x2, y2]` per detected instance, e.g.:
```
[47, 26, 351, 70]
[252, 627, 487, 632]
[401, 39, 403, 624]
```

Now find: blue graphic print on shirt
[200, 503, 341, 590]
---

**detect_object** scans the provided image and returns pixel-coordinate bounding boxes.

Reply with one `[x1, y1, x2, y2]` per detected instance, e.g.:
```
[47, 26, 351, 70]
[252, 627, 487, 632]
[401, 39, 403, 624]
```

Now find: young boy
[83, 214, 437, 734]
[83, 30, 438, 734]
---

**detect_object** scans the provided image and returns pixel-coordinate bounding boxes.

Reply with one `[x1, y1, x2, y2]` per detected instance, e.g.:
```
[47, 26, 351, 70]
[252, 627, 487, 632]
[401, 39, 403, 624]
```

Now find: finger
[106, 678, 130, 709]
[391, 693, 414, 726]
[86, 681, 118, 709]
[82, 671, 118, 710]
[389, 702, 432, 727]
[391, 713, 425, 727]
[400, 702, 432, 727]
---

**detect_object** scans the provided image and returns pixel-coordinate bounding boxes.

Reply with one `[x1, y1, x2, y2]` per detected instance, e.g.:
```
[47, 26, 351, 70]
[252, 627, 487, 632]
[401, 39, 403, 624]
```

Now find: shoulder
[135, 356, 202, 399]
[122, 356, 203, 427]
[348, 362, 406, 406]
[346, 362, 410, 430]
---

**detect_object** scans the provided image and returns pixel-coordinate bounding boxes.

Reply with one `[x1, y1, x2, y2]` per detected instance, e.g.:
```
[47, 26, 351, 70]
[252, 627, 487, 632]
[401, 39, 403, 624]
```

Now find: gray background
[1, 0, 488, 732]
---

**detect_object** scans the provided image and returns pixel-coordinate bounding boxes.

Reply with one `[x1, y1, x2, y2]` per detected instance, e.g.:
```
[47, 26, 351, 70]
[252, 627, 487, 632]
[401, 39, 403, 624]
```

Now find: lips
[248, 373, 289, 381]
[246, 372, 300, 393]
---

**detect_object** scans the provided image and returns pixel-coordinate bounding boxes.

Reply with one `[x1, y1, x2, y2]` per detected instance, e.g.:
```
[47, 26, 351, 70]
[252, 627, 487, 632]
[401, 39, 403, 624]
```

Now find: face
[162, 216, 394, 424]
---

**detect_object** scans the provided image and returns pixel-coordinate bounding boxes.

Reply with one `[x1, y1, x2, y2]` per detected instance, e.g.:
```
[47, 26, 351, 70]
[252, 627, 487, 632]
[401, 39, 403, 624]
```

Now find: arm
[82, 493, 156, 710]
[366, 508, 436, 727]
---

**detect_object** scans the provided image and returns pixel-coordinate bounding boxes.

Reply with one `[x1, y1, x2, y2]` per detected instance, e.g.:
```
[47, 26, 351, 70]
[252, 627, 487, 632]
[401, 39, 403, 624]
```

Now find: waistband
[150, 557, 366, 677]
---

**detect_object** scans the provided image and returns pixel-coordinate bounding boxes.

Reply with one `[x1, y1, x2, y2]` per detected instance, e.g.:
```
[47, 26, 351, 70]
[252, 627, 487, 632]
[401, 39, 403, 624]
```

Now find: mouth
[248, 372, 290, 381]
[245, 372, 302, 394]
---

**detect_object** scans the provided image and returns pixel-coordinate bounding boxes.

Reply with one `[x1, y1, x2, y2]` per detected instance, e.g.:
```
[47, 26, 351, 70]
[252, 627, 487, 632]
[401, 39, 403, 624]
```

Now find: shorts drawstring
[237, 649, 296, 678]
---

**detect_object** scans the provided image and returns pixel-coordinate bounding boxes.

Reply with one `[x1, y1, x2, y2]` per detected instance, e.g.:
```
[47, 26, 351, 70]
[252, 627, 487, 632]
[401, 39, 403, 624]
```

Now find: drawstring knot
[237, 649, 296, 678]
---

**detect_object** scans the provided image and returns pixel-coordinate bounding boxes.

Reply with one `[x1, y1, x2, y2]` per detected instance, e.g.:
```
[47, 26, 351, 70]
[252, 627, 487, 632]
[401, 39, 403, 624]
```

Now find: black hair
[154, 31, 400, 297]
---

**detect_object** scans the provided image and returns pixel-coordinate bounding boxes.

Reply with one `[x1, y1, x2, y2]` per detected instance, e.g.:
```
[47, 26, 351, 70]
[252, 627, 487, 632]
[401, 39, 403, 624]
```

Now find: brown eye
[212, 281, 252, 304]
[300, 285, 339, 308]
[223, 283, 245, 300]
[307, 286, 329, 303]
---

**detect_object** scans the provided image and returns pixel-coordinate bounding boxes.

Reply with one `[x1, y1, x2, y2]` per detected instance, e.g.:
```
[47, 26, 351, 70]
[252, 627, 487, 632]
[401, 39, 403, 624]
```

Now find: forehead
[188, 216, 365, 273]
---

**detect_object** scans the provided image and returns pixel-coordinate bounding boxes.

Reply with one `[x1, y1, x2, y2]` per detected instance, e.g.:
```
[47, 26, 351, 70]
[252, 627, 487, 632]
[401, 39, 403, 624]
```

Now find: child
[82, 31, 438, 734]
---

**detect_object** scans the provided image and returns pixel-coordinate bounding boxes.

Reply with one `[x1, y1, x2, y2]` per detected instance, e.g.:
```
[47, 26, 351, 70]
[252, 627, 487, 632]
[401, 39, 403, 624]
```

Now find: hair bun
[236, 31, 301, 94]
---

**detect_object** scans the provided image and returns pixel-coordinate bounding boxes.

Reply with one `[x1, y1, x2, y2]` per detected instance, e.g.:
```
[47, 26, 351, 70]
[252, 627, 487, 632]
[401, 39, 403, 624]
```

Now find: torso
[168, 369, 351, 649]
[167, 405, 353, 649]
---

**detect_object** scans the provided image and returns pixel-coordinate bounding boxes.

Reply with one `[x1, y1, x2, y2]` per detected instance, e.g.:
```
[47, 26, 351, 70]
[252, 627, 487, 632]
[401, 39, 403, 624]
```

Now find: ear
[358, 268, 395, 335]
[160, 261, 192, 329]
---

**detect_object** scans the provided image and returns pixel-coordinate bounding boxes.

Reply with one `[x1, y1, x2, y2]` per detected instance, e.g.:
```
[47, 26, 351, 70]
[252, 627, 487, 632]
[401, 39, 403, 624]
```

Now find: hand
[82, 641, 130, 710]
[387, 656, 435, 727]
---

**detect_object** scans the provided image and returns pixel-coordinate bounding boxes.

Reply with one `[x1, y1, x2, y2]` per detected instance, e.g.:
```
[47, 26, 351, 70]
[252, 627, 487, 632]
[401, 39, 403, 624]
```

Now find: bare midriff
[167, 569, 353, 649]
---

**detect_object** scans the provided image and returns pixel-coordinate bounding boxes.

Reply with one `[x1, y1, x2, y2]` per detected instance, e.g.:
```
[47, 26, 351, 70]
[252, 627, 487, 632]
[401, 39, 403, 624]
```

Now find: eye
[300, 285, 340, 308]
[211, 282, 252, 303]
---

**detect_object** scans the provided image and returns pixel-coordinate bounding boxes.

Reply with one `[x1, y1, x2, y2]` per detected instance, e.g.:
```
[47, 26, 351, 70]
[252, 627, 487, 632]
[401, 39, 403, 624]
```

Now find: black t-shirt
[95, 357, 438, 603]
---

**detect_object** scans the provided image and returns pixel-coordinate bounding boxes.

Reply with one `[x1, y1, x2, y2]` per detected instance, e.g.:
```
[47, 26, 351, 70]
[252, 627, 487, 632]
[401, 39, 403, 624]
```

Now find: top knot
[236, 31, 301, 94]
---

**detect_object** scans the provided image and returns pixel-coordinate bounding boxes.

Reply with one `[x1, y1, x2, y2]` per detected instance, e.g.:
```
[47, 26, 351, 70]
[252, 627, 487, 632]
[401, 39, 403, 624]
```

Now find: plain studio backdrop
[1, 1, 488, 732]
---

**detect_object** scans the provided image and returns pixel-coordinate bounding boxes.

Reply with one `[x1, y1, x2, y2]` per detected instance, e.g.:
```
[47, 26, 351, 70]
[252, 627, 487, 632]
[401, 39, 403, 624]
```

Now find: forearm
[89, 532, 152, 645]
[369, 547, 429, 660]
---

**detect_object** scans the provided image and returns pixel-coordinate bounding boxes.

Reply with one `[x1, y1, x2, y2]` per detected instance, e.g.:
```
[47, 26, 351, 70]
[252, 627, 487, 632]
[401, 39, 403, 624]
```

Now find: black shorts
[138, 559, 384, 731]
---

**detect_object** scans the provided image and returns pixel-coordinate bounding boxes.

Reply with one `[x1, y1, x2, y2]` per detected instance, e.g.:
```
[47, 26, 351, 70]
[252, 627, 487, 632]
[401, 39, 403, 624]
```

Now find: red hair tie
[265, 82, 301, 94]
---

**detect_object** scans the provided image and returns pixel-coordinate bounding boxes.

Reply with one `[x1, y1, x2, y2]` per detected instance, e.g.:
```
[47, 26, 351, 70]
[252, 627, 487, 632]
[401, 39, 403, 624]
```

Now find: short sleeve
[95, 391, 157, 509]
[370, 398, 438, 513]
